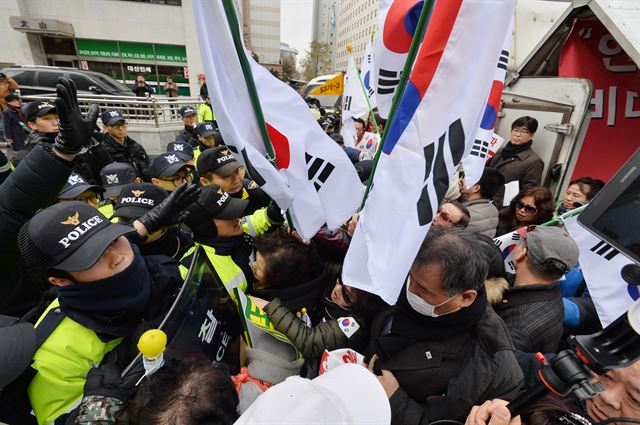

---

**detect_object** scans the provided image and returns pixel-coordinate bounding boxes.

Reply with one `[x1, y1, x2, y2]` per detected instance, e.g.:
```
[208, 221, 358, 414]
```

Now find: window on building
[41, 36, 77, 55]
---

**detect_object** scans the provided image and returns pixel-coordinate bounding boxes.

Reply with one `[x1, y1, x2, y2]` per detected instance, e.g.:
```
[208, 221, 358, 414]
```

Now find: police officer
[113, 183, 194, 259]
[17, 183, 199, 425]
[0, 78, 100, 317]
[99, 162, 142, 219]
[150, 152, 195, 193]
[182, 184, 284, 292]
[194, 122, 222, 160]
[167, 140, 196, 167]
[175, 106, 199, 148]
[13, 98, 111, 185]
[100, 110, 151, 181]
[57, 172, 105, 209]
[197, 146, 270, 215]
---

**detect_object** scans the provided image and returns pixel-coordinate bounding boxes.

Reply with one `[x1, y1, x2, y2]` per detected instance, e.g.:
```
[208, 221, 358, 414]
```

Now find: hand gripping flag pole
[359, 0, 436, 210]
[220, 0, 294, 229]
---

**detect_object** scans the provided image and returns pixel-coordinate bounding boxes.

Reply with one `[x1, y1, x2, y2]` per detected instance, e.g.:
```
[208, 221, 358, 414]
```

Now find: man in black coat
[0, 78, 100, 316]
[175, 106, 199, 148]
[2, 94, 27, 151]
[366, 229, 523, 424]
[131, 75, 154, 97]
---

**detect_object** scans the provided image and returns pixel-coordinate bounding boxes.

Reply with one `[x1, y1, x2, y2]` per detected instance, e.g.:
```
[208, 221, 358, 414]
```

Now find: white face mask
[405, 277, 458, 317]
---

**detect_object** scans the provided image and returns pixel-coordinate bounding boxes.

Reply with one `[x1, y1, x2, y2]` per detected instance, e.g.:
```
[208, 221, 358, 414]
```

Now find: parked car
[1, 65, 135, 97]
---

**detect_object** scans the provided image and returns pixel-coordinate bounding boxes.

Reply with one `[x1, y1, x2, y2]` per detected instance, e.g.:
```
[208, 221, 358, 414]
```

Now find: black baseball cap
[101, 110, 126, 126]
[195, 122, 217, 137]
[58, 172, 105, 200]
[185, 184, 248, 227]
[0, 316, 35, 390]
[196, 146, 242, 177]
[179, 106, 197, 117]
[5, 93, 19, 103]
[150, 152, 193, 178]
[23, 100, 56, 121]
[100, 162, 139, 199]
[166, 141, 195, 161]
[18, 202, 134, 272]
[114, 183, 167, 220]
[330, 133, 344, 145]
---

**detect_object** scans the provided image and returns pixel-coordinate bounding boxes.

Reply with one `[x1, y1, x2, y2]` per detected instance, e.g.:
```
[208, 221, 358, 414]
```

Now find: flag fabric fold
[343, 0, 516, 304]
[361, 38, 378, 109]
[565, 216, 638, 327]
[194, 1, 363, 239]
[341, 56, 370, 148]
[461, 19, 513, 187]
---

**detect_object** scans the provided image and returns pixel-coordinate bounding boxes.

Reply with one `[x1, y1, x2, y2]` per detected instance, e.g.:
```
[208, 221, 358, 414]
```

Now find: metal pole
[359, 0, 436, 210]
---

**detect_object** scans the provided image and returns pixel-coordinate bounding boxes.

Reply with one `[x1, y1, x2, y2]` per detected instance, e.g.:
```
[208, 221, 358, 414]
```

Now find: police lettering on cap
[114, 183, 168, 220]
[100, 162, 139, 199]
[150, 152, 192, 178]
[196, 146, 243, 177]
[166, 141, 195, 161]
[101, 110, 126, 126]
[17, 202, 134, 272]
[23, 100, 56, 121]
[179, 106, 197, 117]
[58, 172, 105, 200]
[195, 122, 217, 137]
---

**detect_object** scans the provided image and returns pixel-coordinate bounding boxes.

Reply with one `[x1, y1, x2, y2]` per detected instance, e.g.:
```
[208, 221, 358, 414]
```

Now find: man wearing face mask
[366, 229, 523, 425]
[16, 184, 199, 425]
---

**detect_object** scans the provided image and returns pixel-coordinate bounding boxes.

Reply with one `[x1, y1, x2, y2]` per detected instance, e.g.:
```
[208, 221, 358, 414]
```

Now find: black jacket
[12, 132, 112, 185]
[2, 107, 27, 151]
[101, 134, 150, 181]
[494, 282, 564, 353]
[131, 83, 154, 97]
[0, 144, 74, 316]
[175, 126, 199, 148]
[372, 306, 523, 424]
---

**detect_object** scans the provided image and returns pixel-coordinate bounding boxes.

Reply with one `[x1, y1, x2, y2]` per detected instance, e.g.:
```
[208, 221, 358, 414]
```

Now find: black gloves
[83, 363, 137, 401]
[266, 200, 284, 224]
[53, 77, 100, 155]
[138, 183, 200, 234]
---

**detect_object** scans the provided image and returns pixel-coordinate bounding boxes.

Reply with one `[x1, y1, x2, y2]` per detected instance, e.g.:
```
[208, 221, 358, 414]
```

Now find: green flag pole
[541, 204, 587, 228]
[350, 37, 381, 140]
[358, 0, 436, 211]
[221, 0, 295, 229]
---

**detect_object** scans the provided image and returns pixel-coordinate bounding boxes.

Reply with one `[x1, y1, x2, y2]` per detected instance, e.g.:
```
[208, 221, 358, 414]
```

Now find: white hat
[234, 363, 391, 424]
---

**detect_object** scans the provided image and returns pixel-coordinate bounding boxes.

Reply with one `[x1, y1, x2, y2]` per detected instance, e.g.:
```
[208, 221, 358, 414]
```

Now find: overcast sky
[280, 0, 314, 64]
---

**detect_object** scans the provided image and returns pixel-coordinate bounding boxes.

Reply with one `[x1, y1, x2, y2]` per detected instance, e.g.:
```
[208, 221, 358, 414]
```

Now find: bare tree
[300, 41, 332, 81]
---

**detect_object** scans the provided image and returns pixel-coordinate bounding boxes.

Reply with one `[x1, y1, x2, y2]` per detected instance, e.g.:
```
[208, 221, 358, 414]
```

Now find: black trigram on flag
[470, 138, 489, 159]
[511, 232, 521, 241]
[497, 50, 509, 70]
[590, 240, 620, 261]
[494, 239, 503, 249]
[367, 86, 375, 98]
[377, 68, 400, 95]
[305, 153, 335, 192]
[344, 95, 352, 111]
[416, 119, 466, 226]
[506, 260, 515, 272]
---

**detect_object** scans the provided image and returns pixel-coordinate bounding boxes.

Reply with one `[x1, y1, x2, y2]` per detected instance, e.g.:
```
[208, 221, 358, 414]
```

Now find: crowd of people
[0, 76, 636, 425]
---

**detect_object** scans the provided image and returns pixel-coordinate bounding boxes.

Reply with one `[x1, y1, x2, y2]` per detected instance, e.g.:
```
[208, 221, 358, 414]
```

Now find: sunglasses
[516, 201, 537, 214]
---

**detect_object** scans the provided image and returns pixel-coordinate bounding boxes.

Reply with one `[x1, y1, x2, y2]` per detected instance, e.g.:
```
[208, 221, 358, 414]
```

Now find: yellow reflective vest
[28, 300, 123, 425]
[197, 103, 215, 123]
[179, 208, 273, 288]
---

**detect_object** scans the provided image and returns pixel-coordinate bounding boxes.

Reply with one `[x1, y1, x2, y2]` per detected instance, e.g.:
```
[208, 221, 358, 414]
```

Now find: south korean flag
[565, 216, 639, 327]
[493, 226, 528, 274]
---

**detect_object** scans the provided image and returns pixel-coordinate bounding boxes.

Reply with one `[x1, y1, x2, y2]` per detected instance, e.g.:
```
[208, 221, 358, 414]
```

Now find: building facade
[0, 0, 281, 95]
[333, 0, 377, 72]
[311, 0, 337, 74]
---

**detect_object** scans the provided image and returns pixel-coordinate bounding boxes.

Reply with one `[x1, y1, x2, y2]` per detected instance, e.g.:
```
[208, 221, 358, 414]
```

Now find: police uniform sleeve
[264, 298, 361, 359]
[241, 207, 275, 237]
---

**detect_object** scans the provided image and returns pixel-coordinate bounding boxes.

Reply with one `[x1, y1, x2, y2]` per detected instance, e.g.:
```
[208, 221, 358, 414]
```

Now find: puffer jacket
[101, 134, 150, 181]
[264, 297, 369, 359]
[464, 198, 500, 237]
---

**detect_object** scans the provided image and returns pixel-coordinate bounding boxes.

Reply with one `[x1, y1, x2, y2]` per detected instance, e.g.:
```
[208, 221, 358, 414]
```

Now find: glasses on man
[112, 121, 128, 129]
[516, 201, 537, 214]
[159, 171, 193, 188]
[511, 128, 531, 135]
[336, 279, 355, 306]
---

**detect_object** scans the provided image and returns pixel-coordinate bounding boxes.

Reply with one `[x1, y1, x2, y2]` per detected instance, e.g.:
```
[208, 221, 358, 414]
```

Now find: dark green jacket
[264, 298, 368, 359]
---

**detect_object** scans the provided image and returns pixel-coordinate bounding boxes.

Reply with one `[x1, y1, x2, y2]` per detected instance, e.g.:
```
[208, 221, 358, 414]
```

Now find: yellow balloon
[346, 44, 353, 53]
[137, 329, 167, 358]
